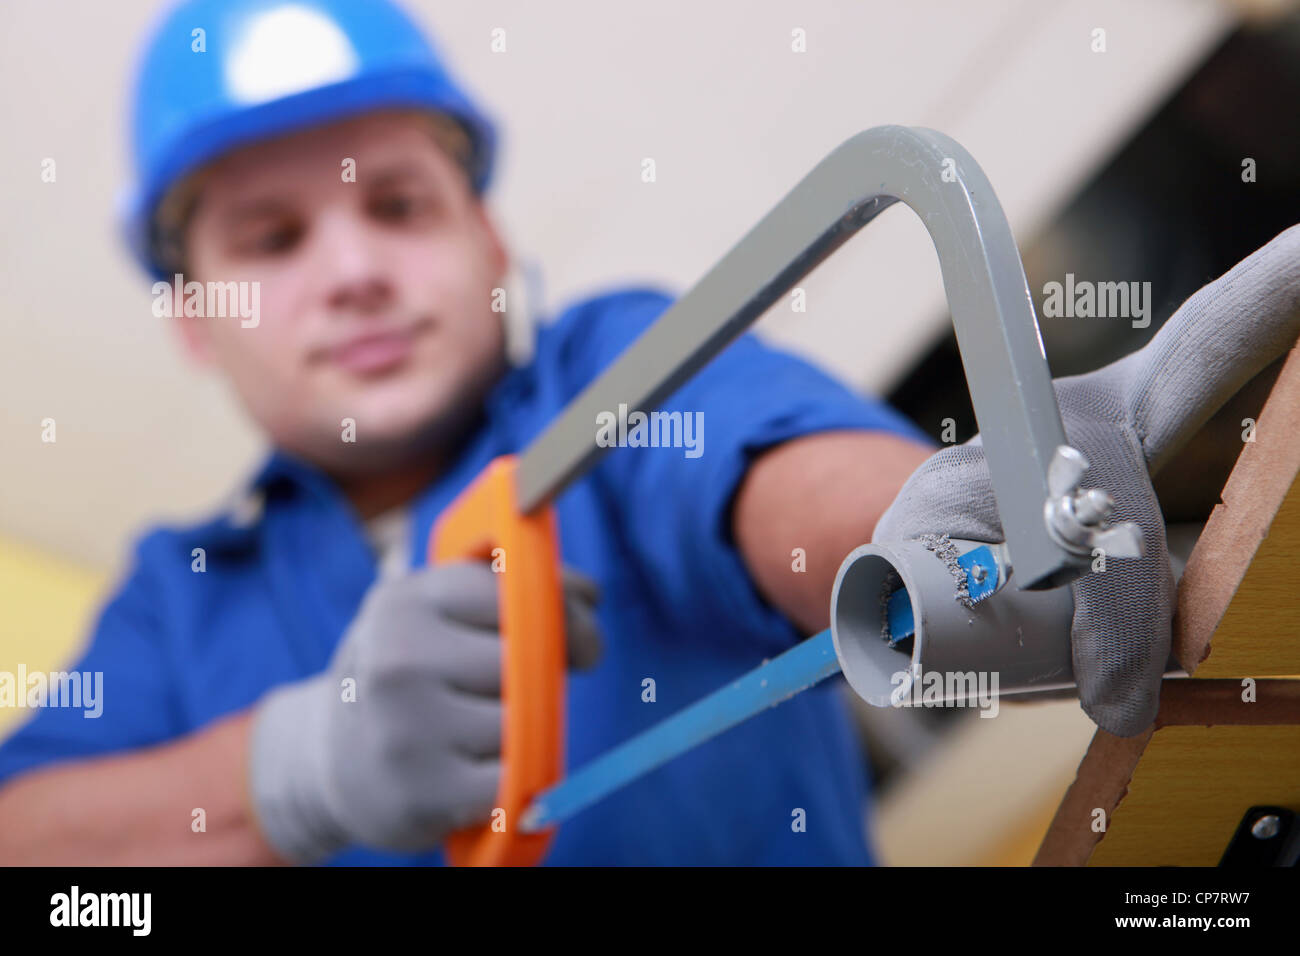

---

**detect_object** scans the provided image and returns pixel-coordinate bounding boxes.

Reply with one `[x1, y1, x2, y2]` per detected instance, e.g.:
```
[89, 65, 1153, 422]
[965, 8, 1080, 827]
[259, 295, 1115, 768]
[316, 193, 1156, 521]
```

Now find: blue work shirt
[0, 286, 929, 865]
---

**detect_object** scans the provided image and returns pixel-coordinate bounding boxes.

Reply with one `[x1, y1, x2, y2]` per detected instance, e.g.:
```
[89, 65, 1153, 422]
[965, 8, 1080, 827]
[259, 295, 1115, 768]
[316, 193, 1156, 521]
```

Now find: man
[0, 0, 935, 864]
[5, 0, 1295, 867]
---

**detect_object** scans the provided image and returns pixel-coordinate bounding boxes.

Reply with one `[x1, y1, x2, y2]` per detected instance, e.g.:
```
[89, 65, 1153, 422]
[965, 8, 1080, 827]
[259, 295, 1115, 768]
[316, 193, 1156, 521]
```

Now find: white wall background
[0, 0, 1232, 570]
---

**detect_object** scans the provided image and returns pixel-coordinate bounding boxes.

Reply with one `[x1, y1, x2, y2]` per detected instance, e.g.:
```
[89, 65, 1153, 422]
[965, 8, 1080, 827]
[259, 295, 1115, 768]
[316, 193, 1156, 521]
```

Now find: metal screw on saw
[1072, 488, 1114, 525]
[1043, 445, 1144, 559]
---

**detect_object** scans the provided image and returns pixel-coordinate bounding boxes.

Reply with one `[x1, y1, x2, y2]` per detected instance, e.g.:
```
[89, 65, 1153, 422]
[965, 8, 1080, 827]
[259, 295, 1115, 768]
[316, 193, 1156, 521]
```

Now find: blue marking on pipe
[520, 628, 842, 833]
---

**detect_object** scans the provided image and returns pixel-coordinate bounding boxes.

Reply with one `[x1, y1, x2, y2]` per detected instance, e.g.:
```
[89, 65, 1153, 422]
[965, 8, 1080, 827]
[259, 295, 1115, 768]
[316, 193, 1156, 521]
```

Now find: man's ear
[168, 278, 216, 366]
[473, 200, 510, 281]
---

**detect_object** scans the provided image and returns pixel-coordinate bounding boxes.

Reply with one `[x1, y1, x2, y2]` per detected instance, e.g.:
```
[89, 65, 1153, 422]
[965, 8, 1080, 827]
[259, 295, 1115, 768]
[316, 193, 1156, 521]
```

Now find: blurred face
[178, 110, 509, 476]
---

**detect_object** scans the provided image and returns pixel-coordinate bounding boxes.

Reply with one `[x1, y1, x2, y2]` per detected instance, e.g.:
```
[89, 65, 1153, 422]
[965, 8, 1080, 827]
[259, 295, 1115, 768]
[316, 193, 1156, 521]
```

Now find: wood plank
[1194, 478, 1300, 677]
[1174, 342, 1300, 675]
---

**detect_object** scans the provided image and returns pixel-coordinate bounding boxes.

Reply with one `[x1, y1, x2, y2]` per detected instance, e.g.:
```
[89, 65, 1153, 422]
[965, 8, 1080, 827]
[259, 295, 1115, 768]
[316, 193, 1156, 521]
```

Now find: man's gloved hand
[874, 224, 1300, 737]
[248, 561, 602, 864]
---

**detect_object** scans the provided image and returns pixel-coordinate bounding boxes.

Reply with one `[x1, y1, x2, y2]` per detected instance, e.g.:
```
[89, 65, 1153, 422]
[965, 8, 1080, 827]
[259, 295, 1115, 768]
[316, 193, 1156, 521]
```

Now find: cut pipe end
[831, 544, 920, 708]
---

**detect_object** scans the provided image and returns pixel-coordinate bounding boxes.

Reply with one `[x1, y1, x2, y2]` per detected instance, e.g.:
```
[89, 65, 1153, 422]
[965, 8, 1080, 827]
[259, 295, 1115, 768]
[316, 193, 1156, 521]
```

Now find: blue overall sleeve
[546, 286, 931, 656]
[0, 533, 187, 787]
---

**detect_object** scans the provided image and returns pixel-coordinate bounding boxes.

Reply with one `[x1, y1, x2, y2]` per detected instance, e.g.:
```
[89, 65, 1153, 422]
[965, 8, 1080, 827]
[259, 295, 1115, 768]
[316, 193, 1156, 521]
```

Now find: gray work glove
[874, 224, 1300, 737]
[248, 561, 602, 864]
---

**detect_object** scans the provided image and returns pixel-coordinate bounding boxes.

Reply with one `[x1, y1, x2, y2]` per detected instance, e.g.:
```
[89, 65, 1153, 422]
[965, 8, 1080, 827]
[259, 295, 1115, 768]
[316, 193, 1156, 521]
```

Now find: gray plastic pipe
[831, 539, 1076, 708]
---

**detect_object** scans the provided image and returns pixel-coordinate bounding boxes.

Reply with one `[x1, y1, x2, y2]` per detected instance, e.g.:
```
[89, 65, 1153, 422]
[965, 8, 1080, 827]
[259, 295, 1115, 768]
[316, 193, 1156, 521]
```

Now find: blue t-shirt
[0, 286, 929, 865]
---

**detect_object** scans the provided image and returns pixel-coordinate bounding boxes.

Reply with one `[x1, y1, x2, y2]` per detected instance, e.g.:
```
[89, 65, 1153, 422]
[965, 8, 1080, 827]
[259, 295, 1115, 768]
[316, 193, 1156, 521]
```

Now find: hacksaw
[428, 125, 1142, 866]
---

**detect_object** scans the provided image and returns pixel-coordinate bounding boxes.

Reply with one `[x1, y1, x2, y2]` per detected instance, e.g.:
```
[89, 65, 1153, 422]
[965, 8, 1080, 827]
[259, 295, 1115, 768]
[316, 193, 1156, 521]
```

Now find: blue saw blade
[521, 542, 1003, 832]
[520, 629, 842, 832]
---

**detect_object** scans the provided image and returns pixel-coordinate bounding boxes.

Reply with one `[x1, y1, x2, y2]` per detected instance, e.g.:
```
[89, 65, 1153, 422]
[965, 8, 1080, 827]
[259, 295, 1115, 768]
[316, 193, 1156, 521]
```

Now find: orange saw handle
[429, 455, 565, 866]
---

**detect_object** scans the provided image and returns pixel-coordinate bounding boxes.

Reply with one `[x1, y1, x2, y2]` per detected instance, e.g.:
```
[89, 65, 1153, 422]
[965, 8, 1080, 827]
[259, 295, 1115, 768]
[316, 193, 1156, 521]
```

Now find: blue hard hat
[122, 0, 498, 279]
